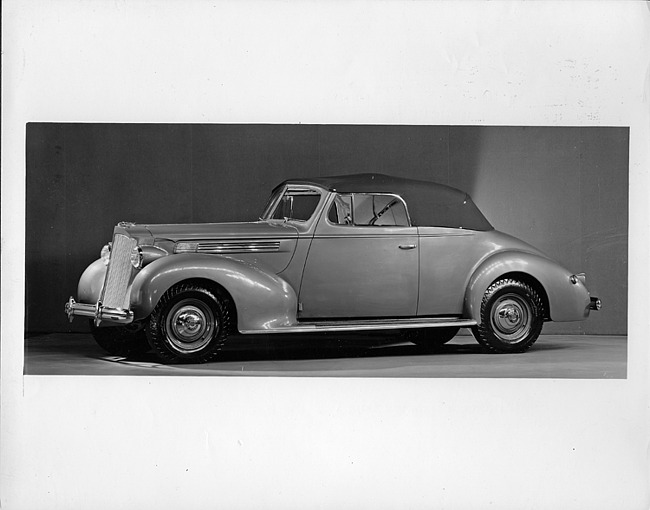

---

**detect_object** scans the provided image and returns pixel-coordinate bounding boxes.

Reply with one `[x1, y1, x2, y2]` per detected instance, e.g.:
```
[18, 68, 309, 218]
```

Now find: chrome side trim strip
[418, 233, 475, 238]
[240, 317, 477, 334]
[197, 241, 281, 254]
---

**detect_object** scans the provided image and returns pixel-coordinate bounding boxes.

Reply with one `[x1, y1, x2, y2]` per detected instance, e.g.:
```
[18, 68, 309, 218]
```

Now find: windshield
[261, 186, 322, 222]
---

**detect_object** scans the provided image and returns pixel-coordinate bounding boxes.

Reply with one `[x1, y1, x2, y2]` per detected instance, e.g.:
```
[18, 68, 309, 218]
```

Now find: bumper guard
[65, 296, 134, 325]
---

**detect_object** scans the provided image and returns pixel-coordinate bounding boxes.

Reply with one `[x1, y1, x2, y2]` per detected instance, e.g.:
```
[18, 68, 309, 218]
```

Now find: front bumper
[65, 296, 134, 325]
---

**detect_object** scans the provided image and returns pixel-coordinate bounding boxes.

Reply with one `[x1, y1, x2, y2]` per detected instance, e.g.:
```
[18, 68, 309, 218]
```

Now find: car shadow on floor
[111, 331, 573, 365]
[25, 331, 574, 369]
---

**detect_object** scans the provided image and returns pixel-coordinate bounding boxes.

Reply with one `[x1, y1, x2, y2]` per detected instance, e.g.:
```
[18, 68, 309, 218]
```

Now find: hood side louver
[196, 241, 281, 254]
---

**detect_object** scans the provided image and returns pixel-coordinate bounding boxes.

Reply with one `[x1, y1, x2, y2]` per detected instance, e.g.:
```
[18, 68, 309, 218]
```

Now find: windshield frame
[260, 184, 325, 223]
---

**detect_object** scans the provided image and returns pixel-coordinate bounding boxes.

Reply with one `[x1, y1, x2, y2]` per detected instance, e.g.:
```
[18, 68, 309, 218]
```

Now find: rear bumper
[589, 297, 602, 311]
[65, 296, 134, 325]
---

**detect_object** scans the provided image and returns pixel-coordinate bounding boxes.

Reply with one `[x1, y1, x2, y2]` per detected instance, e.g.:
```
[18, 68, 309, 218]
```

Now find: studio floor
[24, 331, 626, 378]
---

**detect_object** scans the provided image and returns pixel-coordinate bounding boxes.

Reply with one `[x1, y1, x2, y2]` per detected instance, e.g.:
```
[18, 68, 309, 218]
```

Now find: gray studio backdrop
[25, 124, 628, 335]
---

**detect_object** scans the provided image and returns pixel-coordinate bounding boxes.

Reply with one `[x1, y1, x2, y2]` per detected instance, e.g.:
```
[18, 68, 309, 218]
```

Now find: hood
[140, 221, 299, 242]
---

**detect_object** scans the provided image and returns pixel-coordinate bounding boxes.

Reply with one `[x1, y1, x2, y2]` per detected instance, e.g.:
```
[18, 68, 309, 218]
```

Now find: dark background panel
[451, 126, 584, 265]
[25, 124, 628, 335]
[25, 125, 67, 333]
[316, 125, 450, 182]
[191, 124, 321, 222]
[578, 127, 629, 336]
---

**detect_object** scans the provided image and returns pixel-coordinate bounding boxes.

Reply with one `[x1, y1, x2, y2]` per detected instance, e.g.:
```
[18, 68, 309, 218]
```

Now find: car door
[416, 226, 480, 316]
[298, 192, 419, 319]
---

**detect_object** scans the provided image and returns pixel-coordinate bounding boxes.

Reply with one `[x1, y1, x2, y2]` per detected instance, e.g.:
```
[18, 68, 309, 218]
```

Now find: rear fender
[464, 251, 592, 324]
[129, 254, 298, 332]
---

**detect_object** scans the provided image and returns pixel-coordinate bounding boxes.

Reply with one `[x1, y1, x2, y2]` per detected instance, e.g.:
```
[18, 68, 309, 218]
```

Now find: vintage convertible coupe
[65, 173, 600, 363]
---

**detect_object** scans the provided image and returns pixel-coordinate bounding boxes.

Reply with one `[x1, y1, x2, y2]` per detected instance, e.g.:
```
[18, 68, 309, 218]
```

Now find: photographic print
[25, 124, 627, 378]
[3, 2, 648, 509]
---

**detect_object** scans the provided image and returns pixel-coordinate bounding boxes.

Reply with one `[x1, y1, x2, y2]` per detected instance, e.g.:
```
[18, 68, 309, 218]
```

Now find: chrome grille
[101, 234, 136, 309]
[196, 241, 281, 254]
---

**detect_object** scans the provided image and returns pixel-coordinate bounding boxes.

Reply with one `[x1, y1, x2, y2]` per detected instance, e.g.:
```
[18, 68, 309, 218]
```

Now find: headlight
[100, 243, 111, 266]
[130, 246, 143, 269]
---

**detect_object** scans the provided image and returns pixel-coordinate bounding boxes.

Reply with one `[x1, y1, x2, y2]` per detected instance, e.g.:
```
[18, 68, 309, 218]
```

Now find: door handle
[398, 244, 417, 250]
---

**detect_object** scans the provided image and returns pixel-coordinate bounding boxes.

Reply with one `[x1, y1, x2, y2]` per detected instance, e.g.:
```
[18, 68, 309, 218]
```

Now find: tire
[405, 327, 459, 349]
[146, 283, 233, 364]
[90, 321, 152, 357]
[471, 279, 544, 353]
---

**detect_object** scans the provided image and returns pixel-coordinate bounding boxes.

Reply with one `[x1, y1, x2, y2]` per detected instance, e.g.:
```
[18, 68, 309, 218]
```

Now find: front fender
[77, 258, 107, 304]
[464, 251, 592, 324]
[129, 254, 298, 332]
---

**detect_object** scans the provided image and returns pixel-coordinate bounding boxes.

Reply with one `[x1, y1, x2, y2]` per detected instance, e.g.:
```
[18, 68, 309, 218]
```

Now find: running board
[241, 317, 477, 335]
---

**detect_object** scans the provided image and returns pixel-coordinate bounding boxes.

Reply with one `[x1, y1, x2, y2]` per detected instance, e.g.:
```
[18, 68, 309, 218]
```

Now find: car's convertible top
[279, 173, 493, 231]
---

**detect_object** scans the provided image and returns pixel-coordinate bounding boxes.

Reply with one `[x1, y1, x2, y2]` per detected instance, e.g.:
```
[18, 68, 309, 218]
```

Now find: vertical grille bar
[101, 234, 136, 309]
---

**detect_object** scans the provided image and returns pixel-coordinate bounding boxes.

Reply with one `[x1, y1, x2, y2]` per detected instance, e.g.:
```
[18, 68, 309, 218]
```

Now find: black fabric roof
[279, 173, 493, 231]
[282, 173, 459, 194]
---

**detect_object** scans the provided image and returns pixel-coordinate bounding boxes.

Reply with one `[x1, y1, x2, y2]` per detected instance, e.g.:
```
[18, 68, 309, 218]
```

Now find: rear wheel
[472, 279, 544, 353]
[405, 327, 459, 349]
[147, 283, 233, 364]
[90, 321, 151, 357]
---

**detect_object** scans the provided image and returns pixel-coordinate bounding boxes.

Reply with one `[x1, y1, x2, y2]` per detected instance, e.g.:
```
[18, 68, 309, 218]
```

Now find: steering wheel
[369, 198, 398, 225]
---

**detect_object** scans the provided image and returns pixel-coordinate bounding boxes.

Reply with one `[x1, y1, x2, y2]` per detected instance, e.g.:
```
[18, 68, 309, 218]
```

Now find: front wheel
[147, 283, 233, 364]
[472, 279, 544, 353]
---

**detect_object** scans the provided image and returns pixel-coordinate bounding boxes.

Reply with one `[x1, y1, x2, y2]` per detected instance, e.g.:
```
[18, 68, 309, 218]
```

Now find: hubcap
[165, 298, 217, 353]
[490, 294, 532, 344]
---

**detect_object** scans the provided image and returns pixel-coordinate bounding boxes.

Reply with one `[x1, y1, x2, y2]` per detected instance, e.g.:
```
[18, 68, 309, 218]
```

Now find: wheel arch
[493, 271, 550, 320]
[463, 250, 585, 324]
[162, 277, 238, 330]
[129, 254, 298, 332]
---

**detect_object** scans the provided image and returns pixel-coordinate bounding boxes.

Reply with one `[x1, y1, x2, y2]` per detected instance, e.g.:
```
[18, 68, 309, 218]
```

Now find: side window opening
[372, 197, 408, 226]
[353, 193, 409, 227]
[327, 194, 353, 225]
